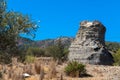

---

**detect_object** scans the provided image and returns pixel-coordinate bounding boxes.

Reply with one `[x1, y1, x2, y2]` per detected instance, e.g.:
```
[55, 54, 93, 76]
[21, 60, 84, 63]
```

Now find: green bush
[26, 47, 45, 57]
[45, 39, 69, 63]
[25, 55, 35, 63]
[113, 49, 120, 66]
[106, 42, 120, 53]
[45, 46, 69, 64]
[65, 61, 86, 77]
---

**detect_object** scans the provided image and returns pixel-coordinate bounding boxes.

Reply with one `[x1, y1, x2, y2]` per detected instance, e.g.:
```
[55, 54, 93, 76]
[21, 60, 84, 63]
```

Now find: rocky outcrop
[68, 21, 114, 65]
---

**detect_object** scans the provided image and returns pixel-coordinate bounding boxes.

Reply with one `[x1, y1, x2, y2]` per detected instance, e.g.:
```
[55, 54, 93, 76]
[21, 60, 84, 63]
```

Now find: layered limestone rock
[68, 21, 114, 65]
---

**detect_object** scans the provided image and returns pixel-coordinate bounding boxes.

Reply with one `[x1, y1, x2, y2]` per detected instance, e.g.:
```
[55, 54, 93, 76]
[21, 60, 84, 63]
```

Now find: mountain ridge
[18, 37, 120, 52]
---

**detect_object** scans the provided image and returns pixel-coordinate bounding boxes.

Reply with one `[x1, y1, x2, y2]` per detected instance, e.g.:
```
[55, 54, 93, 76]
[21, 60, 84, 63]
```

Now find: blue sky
[7, 0, 120, 42]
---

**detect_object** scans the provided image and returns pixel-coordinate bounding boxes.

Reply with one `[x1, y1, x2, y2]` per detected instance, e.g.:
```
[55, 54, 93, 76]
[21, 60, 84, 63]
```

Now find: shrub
[27, 47, 45, 57]
[65, 61, 86, 77]
[25, 55, 35, 63]
[113, 48, 120, 66]
[45, 46, 69, 63]
[106, 42, 120, 53]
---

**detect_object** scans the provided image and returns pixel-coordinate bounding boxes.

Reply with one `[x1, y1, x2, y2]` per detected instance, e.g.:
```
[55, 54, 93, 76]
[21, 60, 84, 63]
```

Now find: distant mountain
[18, 37, 120, 52]
[18, 37, 34, 45]
[18, 37, 74, 48]
[35, 37, 74, 48]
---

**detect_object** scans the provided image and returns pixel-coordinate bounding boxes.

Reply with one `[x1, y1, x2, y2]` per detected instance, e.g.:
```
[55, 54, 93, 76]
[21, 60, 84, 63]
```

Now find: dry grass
[39, 66, 45, 80]
[34, 61, 41, 74]
[0, 57, 120, 80]
[48, 60, 57, 79]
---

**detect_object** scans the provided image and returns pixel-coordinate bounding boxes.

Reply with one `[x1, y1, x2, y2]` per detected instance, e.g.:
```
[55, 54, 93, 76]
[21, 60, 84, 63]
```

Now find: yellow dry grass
[25, 76, 38, 80]
[1, 57, 120, 80]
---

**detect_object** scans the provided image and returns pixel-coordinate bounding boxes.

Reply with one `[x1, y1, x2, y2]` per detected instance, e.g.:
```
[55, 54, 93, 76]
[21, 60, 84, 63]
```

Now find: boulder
[68, 20, 114, 65]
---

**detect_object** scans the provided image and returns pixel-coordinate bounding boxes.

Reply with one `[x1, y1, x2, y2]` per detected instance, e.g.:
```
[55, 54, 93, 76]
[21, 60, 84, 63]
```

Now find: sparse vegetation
[46, 38, 69, 63]
[113, 48, 120, 66]
[25, 55, 35, 63]
[106, 42, 120, 53]
[26, 47, 45, 57]
[48, 61, 57, 79]
[65, 61, 86, 77]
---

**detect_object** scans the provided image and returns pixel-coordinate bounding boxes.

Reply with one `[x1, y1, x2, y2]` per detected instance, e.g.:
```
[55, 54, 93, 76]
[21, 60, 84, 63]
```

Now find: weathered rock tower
[68, 21, 114, 65]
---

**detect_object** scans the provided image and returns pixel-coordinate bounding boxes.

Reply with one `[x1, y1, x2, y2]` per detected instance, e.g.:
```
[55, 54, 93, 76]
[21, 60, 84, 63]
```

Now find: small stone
[23, 73, 30, 78]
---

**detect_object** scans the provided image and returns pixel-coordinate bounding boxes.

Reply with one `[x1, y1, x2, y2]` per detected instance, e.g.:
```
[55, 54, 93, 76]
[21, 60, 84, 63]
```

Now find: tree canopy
[0, 0, 38, 63]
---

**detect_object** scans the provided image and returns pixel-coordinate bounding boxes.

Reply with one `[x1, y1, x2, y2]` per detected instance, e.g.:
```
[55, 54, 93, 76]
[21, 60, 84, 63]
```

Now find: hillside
[18, 37, 120, 50]
[18, 37, 120, 51]
[18, 37, 74, 48]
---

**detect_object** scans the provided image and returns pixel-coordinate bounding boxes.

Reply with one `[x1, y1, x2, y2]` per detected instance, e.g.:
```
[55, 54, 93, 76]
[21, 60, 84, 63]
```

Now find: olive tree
[0, 0, 38, 63]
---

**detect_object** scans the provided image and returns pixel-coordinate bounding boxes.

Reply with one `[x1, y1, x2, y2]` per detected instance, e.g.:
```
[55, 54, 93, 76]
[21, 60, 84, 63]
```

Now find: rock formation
[68, 21, 114, 65]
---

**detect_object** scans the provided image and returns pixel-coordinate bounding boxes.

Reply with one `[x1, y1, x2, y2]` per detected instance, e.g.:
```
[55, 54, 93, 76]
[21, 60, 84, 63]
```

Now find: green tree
[26, 47, 45, 57]
[0, 0, 38, 63]
[46, 38, 69, 63]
